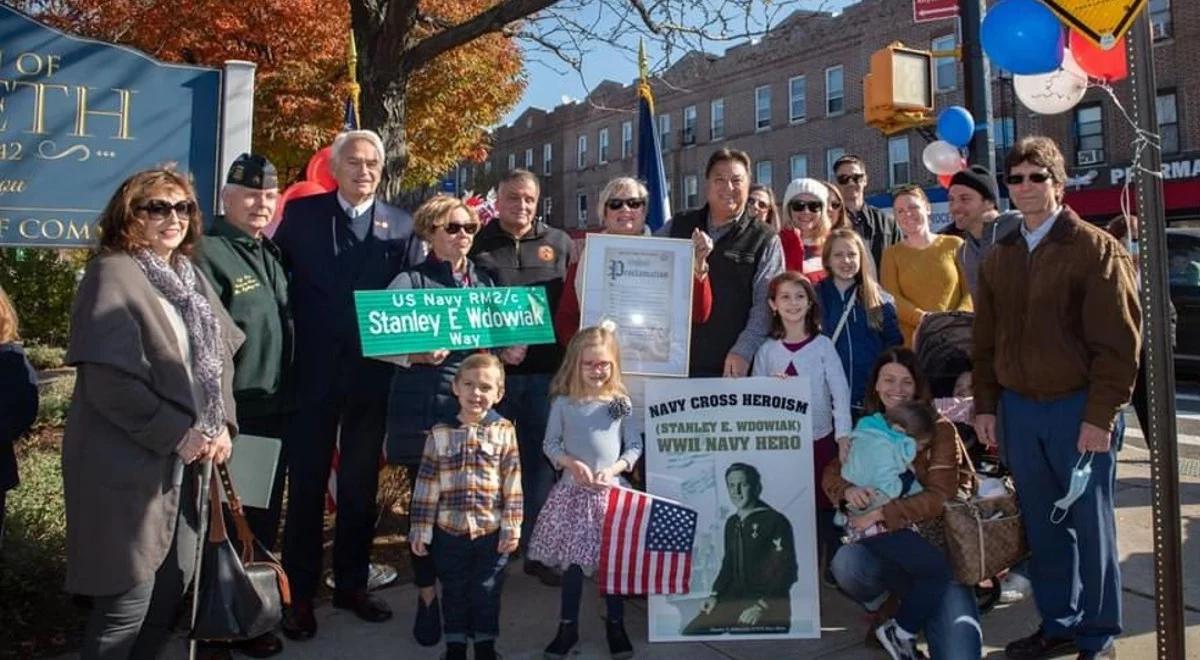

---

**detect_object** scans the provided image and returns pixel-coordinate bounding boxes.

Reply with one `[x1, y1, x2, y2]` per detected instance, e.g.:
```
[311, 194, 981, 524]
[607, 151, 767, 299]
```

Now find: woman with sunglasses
[822, 181, 852, 232]
[747, 184, 782, 229]
[781, 178, 833, 283]
[63, 169, 243, 657]
[880, 185, 971, 347]
[750, 183, 806, 272]
[383, 195, 497, 639]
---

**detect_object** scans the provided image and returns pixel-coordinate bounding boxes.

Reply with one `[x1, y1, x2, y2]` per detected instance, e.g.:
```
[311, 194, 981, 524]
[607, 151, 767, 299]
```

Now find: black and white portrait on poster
[644, 377, 819, 642]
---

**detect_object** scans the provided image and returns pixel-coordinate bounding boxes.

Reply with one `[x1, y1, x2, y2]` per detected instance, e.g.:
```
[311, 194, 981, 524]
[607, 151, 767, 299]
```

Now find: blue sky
[504, 0, 858, 126]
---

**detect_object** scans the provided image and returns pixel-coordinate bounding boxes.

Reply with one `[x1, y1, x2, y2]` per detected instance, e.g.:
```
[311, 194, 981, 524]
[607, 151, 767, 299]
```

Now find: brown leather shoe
[281, 600, 317, 641]
[332, 589, 393, 623]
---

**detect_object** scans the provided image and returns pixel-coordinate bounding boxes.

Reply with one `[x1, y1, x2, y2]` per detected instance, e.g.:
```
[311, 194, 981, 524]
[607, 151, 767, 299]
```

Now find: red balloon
[265, 181, 331, 237]
[305, 146, 338, 191]
[1068, 31, 1127, 82]
[938, 173, 954, 189]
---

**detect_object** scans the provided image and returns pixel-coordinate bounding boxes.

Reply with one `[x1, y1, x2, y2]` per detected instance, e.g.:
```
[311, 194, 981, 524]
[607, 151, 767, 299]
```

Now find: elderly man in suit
[274, 130, 425, 640]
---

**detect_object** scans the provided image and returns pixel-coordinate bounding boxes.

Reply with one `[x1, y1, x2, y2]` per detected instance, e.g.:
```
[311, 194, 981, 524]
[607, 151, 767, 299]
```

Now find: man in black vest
[834, 154, 901, 270]
[274, 130, 425, 640]
[664, 148, 783, 377]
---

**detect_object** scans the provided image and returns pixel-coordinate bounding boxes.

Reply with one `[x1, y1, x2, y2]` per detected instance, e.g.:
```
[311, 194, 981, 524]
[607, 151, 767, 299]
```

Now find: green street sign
[354, 286, 555, 357]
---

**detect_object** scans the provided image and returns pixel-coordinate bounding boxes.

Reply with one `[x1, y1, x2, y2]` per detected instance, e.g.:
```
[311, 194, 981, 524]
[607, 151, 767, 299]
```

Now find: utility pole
[1127, 10, 1185, 659]
[959, 0, 995, 173]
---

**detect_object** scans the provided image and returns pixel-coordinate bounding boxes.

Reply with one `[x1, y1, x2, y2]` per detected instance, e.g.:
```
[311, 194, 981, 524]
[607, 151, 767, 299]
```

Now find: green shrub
[0, 248, 90, 348]
[24, 344, 66, 371]
[33, 375, 74, 431]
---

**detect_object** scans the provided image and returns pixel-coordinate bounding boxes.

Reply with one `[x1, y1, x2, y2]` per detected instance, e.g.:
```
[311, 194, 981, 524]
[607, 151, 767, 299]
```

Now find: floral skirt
[527, 480, 609, 575]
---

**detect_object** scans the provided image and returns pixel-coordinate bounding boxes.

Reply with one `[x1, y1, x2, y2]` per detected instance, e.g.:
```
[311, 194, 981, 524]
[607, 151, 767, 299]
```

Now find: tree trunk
[361, 71, 411, 202]
[350, 1, 416, 202]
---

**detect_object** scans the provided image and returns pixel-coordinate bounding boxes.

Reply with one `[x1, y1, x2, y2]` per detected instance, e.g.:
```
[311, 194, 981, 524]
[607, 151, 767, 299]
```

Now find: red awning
[1064, 179, 1200, 220]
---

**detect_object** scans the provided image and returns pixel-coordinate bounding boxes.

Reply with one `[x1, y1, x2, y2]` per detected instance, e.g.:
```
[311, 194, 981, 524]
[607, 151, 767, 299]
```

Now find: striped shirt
[409, 413, 523, 544]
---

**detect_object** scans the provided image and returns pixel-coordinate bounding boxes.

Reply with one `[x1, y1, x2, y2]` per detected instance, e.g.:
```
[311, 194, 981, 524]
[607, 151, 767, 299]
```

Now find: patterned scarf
[132, 249, 226, 436]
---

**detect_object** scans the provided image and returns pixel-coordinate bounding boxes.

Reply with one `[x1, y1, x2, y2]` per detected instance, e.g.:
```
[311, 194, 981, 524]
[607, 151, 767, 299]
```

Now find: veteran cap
[226, 153, 279, 190]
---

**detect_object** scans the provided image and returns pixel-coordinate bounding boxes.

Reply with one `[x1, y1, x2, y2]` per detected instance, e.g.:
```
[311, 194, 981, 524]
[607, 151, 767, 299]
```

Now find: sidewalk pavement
[136, 444, 1200, 659]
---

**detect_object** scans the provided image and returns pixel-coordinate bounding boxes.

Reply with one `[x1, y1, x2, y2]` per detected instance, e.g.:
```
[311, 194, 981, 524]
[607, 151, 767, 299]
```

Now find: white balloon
[922, 140, 962, 176]
[1014, 47, 1089, 115]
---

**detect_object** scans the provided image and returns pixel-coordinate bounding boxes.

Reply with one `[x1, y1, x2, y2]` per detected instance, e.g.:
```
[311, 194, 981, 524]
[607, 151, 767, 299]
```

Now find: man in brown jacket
[974, 136, 1140, 660]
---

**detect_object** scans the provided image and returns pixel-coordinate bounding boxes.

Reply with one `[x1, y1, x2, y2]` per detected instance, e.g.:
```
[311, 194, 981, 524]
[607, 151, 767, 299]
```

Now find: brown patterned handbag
[941, 490, 1029, 586]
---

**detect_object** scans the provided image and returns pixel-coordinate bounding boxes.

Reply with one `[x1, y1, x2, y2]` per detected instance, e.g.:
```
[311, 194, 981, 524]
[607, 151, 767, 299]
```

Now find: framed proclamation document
[580, 234, 693, 376]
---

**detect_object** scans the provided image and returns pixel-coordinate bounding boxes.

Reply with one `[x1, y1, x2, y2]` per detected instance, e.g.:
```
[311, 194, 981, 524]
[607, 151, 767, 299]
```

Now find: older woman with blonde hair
[880, 185, 971, 347]
[64, 168, 242, 658]
[781, 178, 833, 283]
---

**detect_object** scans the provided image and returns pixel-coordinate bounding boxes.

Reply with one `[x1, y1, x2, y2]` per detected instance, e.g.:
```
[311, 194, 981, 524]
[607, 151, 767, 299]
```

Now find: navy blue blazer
[1, 343, 38, 492]
[274, 191, 425, 401]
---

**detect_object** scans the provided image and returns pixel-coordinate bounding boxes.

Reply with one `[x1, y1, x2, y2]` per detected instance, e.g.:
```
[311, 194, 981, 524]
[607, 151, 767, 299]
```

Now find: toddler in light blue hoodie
[835, 401, 938, 542]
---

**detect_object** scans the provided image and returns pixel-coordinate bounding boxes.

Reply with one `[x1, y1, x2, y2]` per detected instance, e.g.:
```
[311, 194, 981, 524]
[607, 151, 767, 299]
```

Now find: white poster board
[644, 377, 819, 642]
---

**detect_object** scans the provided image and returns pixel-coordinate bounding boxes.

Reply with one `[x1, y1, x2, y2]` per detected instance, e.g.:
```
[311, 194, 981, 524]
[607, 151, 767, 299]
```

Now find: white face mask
[1050, 452, 1094, 524]
[1128, 238, 1140, 260]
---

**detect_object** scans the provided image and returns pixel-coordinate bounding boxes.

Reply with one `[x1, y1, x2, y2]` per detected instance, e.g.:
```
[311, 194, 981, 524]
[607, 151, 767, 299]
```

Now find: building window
[484, 160, 492, 175]
[789, 75, 807, 123]
[543, 143, 552, 175]
[599, 128, 610, 164]
[826, 66, 845, 116]
[993, 116, 1015, 169]
[1074, 105, 1105, 165]
[888, 136, 911, 187]
[755, 161, 773, 187]
[1157, 91, 1179, 154]
[710, 98, 725, 141]
[789, 154, 808, 180]
[932, 34, 957, 92]
[1150, 0, 1172, 40]
[507, 153, 516, 170]
[524, 148, 534, 169]
[659, 113, 671, 150]
[826, 147, 846, 179]
[684, 174, 699, 209]
[577, 193, 588, 227]
[543, 197, 553, 223]
[683, 105, 697, 145]
[621, 120, 633, 158]
[755, 85, 772, 130]
[577, 134, 588, 169]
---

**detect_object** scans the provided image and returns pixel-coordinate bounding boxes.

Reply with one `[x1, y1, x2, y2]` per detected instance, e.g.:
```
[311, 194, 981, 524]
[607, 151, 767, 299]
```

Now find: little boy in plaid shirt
[410, 353, 522, 660]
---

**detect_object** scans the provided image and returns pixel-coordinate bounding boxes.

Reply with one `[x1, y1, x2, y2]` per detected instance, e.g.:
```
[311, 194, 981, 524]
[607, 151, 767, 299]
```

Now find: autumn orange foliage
[35, 0, 524, 188]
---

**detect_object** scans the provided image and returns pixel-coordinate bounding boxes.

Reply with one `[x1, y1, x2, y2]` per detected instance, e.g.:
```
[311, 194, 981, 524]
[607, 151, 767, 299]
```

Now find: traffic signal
[864, 42, 935, 135]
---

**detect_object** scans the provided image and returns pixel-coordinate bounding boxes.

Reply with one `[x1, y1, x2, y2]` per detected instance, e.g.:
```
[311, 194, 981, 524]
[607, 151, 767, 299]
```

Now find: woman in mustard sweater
[880, 185, 971, 346]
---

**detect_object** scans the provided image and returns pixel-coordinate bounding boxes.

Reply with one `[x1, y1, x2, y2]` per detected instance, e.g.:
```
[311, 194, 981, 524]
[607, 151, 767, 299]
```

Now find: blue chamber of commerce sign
[0, 6, 222, 247]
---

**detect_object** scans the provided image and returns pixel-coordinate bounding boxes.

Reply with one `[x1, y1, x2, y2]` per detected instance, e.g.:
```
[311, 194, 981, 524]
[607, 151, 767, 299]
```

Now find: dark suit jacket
[273, 191, 423, 402]
[0, 343, 37, 492]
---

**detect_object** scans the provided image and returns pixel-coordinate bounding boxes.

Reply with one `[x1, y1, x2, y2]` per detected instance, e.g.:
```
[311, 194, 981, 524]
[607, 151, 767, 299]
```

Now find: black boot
[543, 621, 579, 659]
[474, 639, 500, 660]
[606, 618, 634, 659]
[442, 641, 468, 660]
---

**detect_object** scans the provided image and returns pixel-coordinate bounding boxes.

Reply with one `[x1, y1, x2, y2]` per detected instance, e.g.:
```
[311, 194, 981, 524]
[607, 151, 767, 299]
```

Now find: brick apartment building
[461, 0, 1195, 231]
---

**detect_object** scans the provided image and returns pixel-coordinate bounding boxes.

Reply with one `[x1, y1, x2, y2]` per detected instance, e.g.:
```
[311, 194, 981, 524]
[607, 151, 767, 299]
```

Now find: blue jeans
[832, 542, 982, 659]
[1000, 389, 1122, 652]
[496, 373, 554, 547]
[858, 530, 951, 636]
[432, 528, 511, 643]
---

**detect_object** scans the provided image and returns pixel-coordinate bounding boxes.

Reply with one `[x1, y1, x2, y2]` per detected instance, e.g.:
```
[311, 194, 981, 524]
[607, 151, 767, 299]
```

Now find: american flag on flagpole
[599, 486, 697, 595]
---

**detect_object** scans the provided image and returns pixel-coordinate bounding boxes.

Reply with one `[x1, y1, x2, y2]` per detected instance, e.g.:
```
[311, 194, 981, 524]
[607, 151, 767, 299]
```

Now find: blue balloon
[981, 0, 1065, 75]
[937, 106, 976, 147]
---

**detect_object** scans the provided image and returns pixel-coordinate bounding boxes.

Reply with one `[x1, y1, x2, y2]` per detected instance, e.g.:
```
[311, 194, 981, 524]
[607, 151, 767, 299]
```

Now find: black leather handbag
[191, 464, 291, 641]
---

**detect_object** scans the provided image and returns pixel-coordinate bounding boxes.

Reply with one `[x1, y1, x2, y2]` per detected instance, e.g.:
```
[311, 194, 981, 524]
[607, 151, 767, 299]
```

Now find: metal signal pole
[959, 0, 995, 173]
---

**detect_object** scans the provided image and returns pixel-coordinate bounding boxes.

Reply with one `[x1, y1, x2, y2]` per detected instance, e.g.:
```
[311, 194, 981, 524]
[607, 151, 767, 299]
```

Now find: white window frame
[577, 134, 588, 169]
[755, 85, 772, 130]
[621, 120, 633, 159]
[789, 75, 807, 124]
[888, 136, 911, 187]
[598, 127, 610, 164]
[825, 65, 845, 116]
[710, 98, 725, 141]
[543, 196, 553, 222]
[932, 34, 958, 92]
[1150, 0, 1172, 40]
[683, 105, 697, 145]
[524, 147, 534, 169]
[789, 154, 808, 180]
[755, 160, 773, 187]
[684, 174, 699, 209]
[826, 147, 846, 179]
[659, 113, 671, 149]
[542, 143, 552, 175]
[507, 153, 516, 171]
[577, 193, 588, 227]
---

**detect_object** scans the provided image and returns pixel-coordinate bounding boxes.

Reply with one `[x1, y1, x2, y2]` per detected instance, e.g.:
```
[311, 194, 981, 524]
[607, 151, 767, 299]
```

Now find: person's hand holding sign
[500, 345, 527, 366]
[411, 349, 450, 366]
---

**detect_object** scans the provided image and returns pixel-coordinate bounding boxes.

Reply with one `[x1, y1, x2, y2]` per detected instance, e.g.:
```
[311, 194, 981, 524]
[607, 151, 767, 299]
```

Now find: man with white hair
[274, 130, 424, 640]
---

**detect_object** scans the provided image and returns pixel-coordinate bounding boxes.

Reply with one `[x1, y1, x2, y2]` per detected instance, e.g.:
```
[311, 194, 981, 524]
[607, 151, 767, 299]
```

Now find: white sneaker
[1000, 571, 1032, 604]
[875, 619, 920, 660]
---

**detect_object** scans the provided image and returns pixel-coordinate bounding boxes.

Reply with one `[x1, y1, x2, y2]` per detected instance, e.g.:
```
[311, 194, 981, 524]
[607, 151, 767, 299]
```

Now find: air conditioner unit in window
[1077, 149, 1103, 165]
[1152, 21, 1169, 40]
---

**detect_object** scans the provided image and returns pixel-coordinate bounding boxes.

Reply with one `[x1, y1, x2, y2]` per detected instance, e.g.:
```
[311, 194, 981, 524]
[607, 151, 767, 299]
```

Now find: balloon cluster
[264, 146, 339, 237]
[981, 0, 1127, 116]
[922, 105, 973, 185]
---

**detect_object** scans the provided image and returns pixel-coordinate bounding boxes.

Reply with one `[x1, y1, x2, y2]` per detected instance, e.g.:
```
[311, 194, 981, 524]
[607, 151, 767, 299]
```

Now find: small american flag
[599, 486, 697, 595]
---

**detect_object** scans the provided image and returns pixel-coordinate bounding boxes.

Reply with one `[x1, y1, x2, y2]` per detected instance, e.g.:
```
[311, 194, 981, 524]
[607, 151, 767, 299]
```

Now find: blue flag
[637, 80, 671, 232]
[343, 96, 358, 131]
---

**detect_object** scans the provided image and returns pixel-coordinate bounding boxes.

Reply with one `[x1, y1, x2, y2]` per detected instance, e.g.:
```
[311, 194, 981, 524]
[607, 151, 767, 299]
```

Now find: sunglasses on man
[605, 198, 646, 211]
[439, 222, 480, 235]
[788, 199, 824, 214]
[836, 173, 865, 185]
[137, 199, 197, 219]
[1005, 172, 1054, 185]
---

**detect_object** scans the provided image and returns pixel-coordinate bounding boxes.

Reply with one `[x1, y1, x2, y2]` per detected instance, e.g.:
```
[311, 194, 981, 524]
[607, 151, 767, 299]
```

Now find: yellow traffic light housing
[864, 42, 935, 135]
